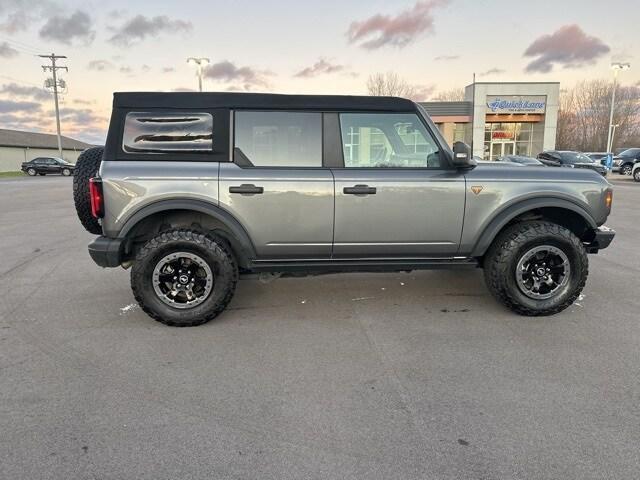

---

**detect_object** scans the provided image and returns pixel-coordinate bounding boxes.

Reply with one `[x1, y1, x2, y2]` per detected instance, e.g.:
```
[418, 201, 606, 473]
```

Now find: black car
[498, 155, 544, 166]
[537, 150, 607, 176]
[612, 148, 640, 175]
[21, 157, 75, 176]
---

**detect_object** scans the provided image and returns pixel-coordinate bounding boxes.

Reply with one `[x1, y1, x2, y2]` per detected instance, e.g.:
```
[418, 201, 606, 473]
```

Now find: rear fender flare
[118, 199, 256, 267]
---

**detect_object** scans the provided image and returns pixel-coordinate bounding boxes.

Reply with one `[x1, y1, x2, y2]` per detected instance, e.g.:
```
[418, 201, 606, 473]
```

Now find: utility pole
[40, 53, 68, 159]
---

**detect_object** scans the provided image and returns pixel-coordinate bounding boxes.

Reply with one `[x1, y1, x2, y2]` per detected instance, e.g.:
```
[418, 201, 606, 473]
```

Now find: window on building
[234, 111, 322, 167]
[339, 113, 441, 168]
[122, 112, 213, 154]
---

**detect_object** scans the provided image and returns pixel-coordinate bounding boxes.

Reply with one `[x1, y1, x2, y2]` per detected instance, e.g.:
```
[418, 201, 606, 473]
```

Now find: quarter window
[339, 113, 441, 168]
[122, 112, 213, 154]
[234, 111, 322, 167]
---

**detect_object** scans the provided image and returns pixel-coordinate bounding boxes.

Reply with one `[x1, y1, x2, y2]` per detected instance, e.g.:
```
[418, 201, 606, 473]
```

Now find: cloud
[87, 60, 114, 71]
[203, 60, 272, 90]
[162, 67, 176, 73]
[108, 14, 192, 47]
[294, 58, 345, 78]
[119, 66, 133, 74]
[524, 24, 610, 73]
[59, 106, 102, 125]
[434, 54, 458, 61]
[0, 0, 53, 33]
[347, 0, 448, 50]
[39, 10, 95, 45]
[480, 67, 505, 75]
[0, 99, 41, 113]
[410, 84, 436, 101]
[0, 83, 50, 101]
[0, 41, 19, 57]
[141, 64, 151, 72]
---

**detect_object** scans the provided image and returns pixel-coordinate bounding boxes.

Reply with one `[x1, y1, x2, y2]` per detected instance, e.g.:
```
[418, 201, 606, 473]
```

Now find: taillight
[89, 177, 104, 218]
[604, 189, 613, 212]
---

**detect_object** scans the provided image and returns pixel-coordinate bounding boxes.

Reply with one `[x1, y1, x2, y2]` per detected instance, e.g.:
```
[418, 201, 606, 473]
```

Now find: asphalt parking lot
[1, 175, 638, 480]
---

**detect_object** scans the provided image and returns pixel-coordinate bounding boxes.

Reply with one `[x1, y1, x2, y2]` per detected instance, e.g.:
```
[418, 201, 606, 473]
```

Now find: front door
[219, 110, 334, 259]
[331, 112, 465, 258]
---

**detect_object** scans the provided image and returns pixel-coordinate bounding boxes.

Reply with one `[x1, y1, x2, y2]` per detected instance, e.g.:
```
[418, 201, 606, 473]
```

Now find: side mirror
[452, 141, 476, 169]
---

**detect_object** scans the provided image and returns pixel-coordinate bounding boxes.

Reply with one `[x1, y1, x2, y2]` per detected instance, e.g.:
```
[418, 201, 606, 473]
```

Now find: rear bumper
[585, 226, 615, 253]
[88, 236, 123, 268]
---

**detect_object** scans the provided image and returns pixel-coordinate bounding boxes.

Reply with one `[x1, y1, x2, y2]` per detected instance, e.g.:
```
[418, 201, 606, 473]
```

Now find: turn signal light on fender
[89, 177, 104, 218]
[605, 190, 613, 211]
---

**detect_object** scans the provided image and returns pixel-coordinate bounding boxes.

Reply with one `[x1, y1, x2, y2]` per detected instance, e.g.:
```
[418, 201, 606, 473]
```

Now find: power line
[40, 53, 68, 159]
[0, 35, 42, 55]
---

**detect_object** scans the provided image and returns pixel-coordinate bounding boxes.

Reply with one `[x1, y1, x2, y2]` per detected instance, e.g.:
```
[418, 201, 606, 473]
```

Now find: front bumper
[88, 236, 123, 268]
[585, 226, 615, 253]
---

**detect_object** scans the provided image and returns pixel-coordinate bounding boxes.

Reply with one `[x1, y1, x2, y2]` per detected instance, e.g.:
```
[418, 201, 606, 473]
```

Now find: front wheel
[26, 168, 36, 176]
[62, 168, 71, 176]
[621, 164, 633, 175]
[131, 229, 238, 327]
[483, 221, 588, 316]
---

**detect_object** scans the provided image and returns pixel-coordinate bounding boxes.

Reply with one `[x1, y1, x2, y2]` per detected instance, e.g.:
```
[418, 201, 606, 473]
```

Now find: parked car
[612, 148, 640, 176]
[632, 162, 640, 182]
[498, 155, 544, 166]
[71, 92, 615, 326]
[537, 151, 607, 176]
[21, 157, 75, 176]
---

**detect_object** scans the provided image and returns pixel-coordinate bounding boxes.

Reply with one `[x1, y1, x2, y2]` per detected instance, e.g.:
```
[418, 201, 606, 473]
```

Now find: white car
[633, 162, 640, 182]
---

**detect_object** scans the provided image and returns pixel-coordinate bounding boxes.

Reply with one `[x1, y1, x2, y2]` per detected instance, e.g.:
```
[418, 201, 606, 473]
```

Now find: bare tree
[556, 80, 640, 151]
[431, 88, 465, 101]
[366, 72, 433, 101]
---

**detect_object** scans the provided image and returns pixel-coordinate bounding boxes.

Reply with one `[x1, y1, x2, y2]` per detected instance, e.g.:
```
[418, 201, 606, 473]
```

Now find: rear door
[330, 112, 465, 257]
[218, 110, 334, 259]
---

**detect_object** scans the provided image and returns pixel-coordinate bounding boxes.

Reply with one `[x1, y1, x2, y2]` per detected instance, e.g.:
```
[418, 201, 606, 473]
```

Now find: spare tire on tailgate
[73, 146, 104, 235]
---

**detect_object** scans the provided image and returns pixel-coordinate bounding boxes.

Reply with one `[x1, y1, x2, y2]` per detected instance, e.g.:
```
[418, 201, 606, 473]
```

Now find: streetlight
[605, 62, 630, 154]
[187, 57, 210, 92]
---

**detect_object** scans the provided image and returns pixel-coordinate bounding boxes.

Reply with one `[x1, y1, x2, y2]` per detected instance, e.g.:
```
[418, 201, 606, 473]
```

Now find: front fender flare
[469, 197, 597, 257]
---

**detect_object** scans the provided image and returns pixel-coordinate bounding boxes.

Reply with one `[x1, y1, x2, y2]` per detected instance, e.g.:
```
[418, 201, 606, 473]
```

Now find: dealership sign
[486, 95, 546, 114]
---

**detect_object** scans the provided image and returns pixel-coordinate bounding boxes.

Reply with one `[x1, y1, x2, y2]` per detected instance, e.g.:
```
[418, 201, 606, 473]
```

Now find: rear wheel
[26, 168, 36, 176]
[73, 147, 104, 235]
[483, 221, 588, 316]
[634, 168, 640, 182]
[131, 229, 238, 327]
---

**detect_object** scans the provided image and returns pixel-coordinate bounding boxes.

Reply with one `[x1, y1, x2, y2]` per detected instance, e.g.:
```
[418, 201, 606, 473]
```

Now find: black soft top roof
[113, 92, 417, 112]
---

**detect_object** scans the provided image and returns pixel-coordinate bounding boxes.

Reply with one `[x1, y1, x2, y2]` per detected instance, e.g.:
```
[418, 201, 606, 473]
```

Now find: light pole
[187, 57, 210, 92]
[605, 62, 630, 154]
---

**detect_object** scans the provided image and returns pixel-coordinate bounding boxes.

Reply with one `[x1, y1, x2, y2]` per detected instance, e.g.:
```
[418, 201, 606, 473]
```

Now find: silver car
[72, 92, 615, 326]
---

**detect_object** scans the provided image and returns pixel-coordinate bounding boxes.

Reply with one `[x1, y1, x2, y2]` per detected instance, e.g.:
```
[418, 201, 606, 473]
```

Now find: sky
[0, 0, 638, 144]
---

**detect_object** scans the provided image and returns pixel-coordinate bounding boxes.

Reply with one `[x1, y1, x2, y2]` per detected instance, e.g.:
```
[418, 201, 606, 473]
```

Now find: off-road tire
[131, 229, 238, 327]
[73, 147, 104, 235]
[483, 221, 588, 316]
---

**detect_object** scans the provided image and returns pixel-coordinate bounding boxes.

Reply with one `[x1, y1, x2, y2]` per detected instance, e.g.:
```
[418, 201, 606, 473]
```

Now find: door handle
[343, 184, 376, 195]
[229, 184, 264, 195]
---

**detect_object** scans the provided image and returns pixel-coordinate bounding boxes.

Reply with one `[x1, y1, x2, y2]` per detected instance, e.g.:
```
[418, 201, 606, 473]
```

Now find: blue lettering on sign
[487, 98, 546, 112]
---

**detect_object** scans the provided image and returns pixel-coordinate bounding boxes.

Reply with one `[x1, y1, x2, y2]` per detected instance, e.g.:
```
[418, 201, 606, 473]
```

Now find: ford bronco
[72, 92, 615, 326]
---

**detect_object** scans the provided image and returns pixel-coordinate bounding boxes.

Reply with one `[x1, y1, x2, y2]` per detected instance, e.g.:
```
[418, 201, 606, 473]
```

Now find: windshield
[619, 148, 640, 157]
[559, 152, 593, 164]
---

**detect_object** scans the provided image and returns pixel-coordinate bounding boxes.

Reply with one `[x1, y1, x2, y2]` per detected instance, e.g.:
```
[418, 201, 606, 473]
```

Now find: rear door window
[234, 111, 322, 167]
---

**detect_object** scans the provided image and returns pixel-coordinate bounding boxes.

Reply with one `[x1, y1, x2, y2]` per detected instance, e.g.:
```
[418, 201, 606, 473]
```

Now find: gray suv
[72, 92, 615, 326]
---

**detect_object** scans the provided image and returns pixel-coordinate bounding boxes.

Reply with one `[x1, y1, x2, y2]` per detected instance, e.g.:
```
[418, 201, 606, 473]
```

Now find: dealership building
[421, 82, 560, 160]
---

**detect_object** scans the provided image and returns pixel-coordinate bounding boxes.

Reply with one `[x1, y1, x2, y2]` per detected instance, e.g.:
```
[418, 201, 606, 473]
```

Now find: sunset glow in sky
[1, 0, 638, 144]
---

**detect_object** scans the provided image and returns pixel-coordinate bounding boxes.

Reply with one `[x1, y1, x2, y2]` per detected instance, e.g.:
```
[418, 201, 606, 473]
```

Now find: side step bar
[247, 257, 479, 274]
